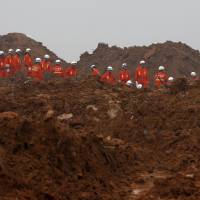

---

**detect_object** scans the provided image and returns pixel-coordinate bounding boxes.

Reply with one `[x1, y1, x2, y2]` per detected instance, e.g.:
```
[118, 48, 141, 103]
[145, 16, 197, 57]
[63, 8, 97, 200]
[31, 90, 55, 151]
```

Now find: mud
[0, 77, 200, 199]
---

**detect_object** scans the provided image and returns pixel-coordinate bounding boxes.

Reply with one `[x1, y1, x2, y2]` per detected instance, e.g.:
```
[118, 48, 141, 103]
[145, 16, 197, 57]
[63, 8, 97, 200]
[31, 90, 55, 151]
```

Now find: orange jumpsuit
[135, 65, 149, 88]
[91, 68, 100, 76]
[30, 63, 43, 80]
[0, 57, 5, 78]
[119, 69, 130, 83]
[100, 71, 116, 85]
[65, 66, 77, 77]
[12, 54, 21, 73]
[5, 54, 13, 66]
[154, 71, 168, 88]
[53, 64, 64, 77]
[24, 53, 33, 68]
[41, 60, 52, 72]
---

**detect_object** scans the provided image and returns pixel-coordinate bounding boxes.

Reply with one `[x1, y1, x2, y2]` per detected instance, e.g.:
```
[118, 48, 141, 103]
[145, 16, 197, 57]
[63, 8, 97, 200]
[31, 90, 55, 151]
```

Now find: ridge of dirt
[1, 33, 200, 82]
[0, 78, 200, 199]
[79, 41, 200, 80]
[0, 33, 66, 63]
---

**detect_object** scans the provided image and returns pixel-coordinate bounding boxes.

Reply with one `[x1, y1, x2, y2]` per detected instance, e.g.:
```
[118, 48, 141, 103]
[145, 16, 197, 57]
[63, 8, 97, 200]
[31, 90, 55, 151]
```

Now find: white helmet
[90, 64, 96, 68]
[168, 77, 174, 82]
[55, 59, 61, 64]
[159, 66, 165, 71]
[122, 63, 128, 68]
[0, 51, 4, 55]
[191, 72, 197, 77]
[140, 60, 146, 65]
[26, 48, 31, 53]
[35, 58, 42, 63]
[16, 49, 21, 53]
[136, 84, 143, 89]
[126, 80, 133, 86]
[8, 49, 14, 53]
[71, 60, 77, 65]
[44, 54, 50, 59]
[107, 66, 113, 71]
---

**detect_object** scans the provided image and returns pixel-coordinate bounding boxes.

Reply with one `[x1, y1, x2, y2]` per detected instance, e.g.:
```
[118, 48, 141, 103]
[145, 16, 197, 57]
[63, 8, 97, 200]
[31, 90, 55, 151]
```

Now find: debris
[45, 110, 55, 120]
[57, 113, 73, 121]
[0, 111, 19, 119]
[86, 105, 98, 111]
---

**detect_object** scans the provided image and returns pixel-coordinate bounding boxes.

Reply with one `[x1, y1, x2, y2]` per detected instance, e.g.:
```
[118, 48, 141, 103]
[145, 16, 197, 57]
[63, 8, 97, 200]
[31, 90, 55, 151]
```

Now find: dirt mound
[1, 33, 200, 81]
[0, 78, 200, 199]
[79, 41, 200, 80]
[0, 33, 66, 63]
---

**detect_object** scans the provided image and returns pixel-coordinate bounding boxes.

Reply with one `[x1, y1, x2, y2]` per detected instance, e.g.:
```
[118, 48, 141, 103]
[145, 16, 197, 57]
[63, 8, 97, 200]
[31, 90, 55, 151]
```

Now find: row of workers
[0, 48, 198, 88]
[0, 48, 77, 80]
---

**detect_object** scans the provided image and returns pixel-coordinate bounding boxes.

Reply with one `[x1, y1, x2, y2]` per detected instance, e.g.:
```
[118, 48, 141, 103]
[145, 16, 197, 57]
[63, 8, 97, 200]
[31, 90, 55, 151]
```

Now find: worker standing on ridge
[135, 60, 149, 88]
[65, 61, 78, 78]
[119, 63, 130, 83]
[154, 66, 168, 88]
[13, 49, 22, 74]
[5, 49, 14, 67]
[30, 58, 43, 80]
[100, 66, 116, 85]
[24, 48, 33, 68]
[52, 60, 64, 77]
[90, 64, 100, 76]
[0, 51, 5, 78]
[41, 55, 52, 72]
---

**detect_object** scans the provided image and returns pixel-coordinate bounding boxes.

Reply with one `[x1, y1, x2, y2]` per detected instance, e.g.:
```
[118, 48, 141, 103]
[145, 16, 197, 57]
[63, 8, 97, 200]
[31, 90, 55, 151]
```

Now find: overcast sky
[1, 0, 200, 61]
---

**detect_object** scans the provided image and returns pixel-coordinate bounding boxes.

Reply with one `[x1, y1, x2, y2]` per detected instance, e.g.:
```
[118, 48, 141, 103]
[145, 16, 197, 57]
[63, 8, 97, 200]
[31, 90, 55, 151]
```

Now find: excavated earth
[79, 42, 200, 82]
[0, 77, 200, 199]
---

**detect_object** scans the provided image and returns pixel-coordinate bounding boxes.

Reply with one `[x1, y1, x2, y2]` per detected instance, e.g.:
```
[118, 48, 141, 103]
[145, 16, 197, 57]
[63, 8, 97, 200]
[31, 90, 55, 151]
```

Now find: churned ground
[0, 77, 200, 200]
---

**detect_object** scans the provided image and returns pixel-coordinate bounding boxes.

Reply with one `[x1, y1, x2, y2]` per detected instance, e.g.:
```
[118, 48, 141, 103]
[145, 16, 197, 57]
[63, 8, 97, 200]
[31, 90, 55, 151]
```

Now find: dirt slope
[79, 42, 200, 80]
[1, 33, 200, 80]
[0, 33, 66, 63]
[0, 78, 200, 199]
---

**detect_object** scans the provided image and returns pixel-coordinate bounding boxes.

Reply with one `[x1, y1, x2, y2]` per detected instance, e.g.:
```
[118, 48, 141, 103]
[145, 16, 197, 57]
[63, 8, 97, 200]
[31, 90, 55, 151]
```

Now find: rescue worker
[191, 72, 198, 81]
[100, 66, 116, 85]
[41, 55, 52, 72]
[154, 66, 168, 88]
[24, 48, 33, 68]
[5, 49, 14, 67]
[119, 63, 130, 83]
[12, 49, 22, 73]
[0, 51, 5, 78]
[135, 60, 149, 88]
[30, 58, 43, 80]
[52, 60, 64, 77]
[90, 64, 100, 76]
[65, 61, 77, 78]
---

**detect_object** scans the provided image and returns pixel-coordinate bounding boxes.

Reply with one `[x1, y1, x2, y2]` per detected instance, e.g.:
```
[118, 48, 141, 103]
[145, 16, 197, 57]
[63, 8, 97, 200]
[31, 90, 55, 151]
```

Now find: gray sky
[1, 0, 200, 61]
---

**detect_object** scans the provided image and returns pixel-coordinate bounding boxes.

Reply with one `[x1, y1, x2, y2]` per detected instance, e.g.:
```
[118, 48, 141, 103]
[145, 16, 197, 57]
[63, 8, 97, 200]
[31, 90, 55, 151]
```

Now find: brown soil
[79, 42, 200, 81]
[1, 33, 200, 82]
[0, 77, 200, 199]
[0, 33, 66, 63]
